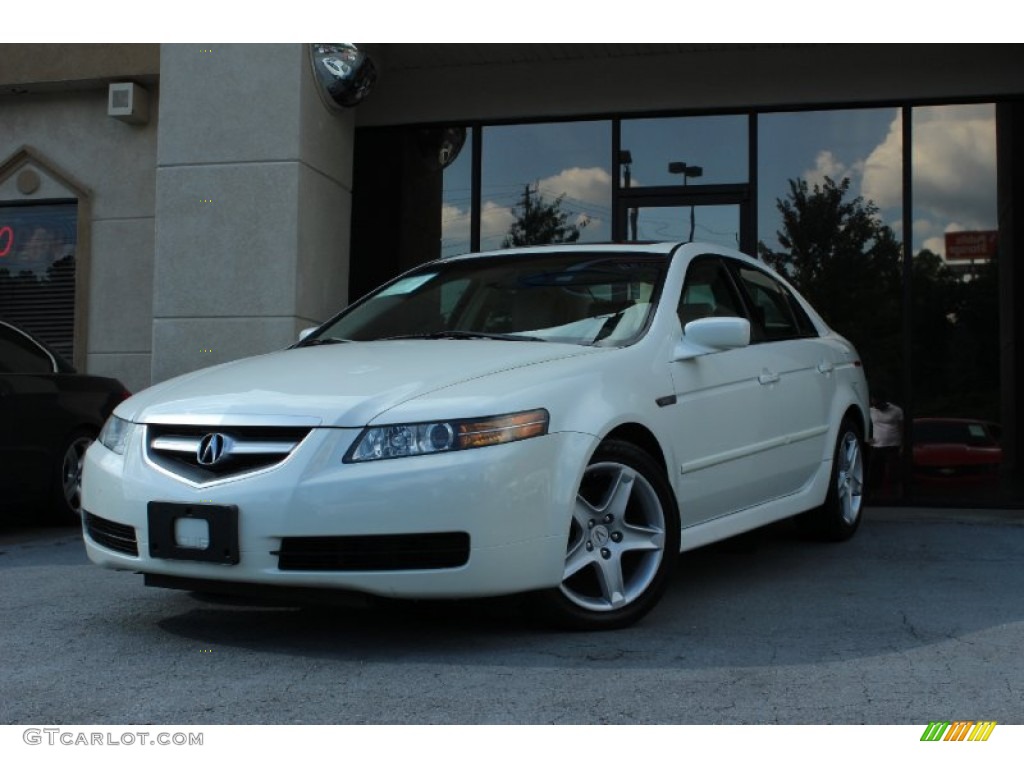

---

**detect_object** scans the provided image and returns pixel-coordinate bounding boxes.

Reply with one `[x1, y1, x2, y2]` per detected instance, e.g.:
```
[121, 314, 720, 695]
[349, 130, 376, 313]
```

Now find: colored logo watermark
[921, 721, 997, 742]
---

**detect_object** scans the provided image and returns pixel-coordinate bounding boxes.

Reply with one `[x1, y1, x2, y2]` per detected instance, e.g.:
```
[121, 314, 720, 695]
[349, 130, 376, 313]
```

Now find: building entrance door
[614, 189, 754, 255]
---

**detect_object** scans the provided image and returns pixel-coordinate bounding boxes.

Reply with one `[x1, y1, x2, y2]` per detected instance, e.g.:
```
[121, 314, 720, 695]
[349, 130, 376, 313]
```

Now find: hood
[117, 340, 601, 427]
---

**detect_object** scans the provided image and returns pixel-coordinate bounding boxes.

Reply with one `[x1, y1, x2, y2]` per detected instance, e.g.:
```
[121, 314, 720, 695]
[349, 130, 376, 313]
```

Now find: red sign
[945, 230, 998, 261]
[0, 225, 12, 258]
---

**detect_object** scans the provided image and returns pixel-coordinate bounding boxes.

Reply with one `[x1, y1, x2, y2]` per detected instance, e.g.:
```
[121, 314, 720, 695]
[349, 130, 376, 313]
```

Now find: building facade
[1, 43, 1022, 506]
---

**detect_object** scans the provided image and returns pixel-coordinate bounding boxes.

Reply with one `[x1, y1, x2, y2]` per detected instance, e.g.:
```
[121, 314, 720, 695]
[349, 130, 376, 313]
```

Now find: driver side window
[678, 257, 744, 331]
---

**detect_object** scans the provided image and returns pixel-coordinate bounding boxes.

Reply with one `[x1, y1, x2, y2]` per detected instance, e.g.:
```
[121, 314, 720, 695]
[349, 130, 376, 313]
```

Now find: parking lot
[2, 506, 1022, 725]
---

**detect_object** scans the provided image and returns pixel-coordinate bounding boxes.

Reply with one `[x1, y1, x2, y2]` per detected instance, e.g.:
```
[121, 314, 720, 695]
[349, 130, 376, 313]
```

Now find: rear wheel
[797, 417, 864, 541]
[533, 440, 680, 630]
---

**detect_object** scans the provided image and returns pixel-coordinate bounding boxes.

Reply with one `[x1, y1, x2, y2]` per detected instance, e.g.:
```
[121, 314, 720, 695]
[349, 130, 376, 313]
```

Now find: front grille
[84, 512, 139, 556]
[146, 424, 312, 484]
[277, 532, 470, 572]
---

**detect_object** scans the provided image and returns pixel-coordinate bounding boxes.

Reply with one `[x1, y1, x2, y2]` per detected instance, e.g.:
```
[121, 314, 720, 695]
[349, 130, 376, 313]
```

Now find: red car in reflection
[912, 418, 1002, 484]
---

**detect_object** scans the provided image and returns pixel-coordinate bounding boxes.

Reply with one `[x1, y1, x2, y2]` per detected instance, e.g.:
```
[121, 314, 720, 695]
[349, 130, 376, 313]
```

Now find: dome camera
[309, 43, 377, 111]
[417, 126, 467, 172]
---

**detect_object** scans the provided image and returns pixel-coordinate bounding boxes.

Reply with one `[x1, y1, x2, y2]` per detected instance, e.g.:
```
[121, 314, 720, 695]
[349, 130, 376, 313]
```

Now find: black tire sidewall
[533, 439, 680, 630]
[799, 417, 864, 542]
[48, 428, 96, 525]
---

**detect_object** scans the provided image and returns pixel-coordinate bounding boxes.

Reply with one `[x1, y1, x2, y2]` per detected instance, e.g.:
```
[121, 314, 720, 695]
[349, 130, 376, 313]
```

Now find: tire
[797, 417, 865, 542]
[533, 439, 680, 630]
[48, 428, 96, 525]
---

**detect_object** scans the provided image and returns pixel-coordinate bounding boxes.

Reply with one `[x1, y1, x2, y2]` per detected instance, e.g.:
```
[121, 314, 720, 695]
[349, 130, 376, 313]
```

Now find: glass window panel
[679, 257, 744, 327]
[481, 121, 611, 251]
[629, 204, 740, 250]
[441, 127, 473, 258]
[0, 202, 77, 363]
[758, 108, 904, 253]
[732, 263, 803, 342]
[908, 104, 1003, 504]
[620, 115, 747, 188]
[757, 108, 905, 498]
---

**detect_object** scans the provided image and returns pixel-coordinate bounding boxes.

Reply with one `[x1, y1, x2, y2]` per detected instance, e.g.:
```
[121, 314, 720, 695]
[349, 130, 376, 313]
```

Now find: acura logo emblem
[197, 433, 232, 466]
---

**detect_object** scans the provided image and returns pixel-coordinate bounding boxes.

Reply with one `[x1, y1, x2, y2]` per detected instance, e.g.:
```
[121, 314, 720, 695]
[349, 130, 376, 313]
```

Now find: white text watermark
[23, 729, 203, 747]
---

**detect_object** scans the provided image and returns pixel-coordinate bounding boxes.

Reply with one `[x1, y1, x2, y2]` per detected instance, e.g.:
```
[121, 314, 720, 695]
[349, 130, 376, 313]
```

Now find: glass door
[622, 203, 743, 251]
[615, 187, 754, 254]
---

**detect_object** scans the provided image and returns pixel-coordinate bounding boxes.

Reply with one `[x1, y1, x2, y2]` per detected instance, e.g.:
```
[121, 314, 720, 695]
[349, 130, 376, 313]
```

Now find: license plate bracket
[148, 502, 239, 564]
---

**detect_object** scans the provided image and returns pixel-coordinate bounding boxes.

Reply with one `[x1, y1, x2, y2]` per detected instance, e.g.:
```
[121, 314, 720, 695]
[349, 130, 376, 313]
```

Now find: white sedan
[82, 242, 869, 629]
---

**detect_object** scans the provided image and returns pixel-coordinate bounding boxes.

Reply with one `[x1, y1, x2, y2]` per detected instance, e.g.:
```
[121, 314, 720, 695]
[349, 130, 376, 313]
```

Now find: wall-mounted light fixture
[107, 82, 149, 125]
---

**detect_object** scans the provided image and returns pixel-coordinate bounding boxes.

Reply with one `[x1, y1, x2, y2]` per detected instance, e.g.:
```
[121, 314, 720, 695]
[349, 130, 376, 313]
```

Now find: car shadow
[0, 523, 86, 567]
[151, 512, 1024, 670]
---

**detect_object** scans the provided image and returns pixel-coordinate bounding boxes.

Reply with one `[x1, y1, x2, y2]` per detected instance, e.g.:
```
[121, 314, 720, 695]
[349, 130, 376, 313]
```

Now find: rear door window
[729, 261, 815, 343]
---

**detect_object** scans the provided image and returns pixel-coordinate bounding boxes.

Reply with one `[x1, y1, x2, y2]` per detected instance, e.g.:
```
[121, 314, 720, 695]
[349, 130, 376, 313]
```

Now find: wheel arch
[843, 403, 869, 439]
[601, 422, 668, 479]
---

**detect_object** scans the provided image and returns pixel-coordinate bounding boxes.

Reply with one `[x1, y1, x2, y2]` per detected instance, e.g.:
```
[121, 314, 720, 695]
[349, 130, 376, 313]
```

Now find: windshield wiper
[381, 331, 547, 342]
[301, 337, 351, 346]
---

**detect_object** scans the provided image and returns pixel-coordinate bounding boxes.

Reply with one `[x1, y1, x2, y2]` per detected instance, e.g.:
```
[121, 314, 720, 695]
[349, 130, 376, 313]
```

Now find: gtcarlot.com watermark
[23, 728, 203, 747]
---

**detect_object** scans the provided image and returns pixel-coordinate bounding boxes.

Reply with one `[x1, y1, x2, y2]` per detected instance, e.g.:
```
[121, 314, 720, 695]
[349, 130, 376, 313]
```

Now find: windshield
[307, 251, 668, 346]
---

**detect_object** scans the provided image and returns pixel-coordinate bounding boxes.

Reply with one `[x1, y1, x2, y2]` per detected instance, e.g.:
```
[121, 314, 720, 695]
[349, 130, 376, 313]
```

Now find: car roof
[439, 241, 752, 262]
[0, 319, 74, 373]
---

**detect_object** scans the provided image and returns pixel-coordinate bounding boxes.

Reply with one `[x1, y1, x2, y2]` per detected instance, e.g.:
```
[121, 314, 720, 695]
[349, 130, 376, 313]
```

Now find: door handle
[758, 370, 780, 386]
[817, 361, 835, 375]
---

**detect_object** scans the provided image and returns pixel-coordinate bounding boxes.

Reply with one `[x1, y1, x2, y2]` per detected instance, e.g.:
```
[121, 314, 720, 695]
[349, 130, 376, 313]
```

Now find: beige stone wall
[0, 85, 159, 393]
[151, 43, 353, 384]
[1, 43, 356, 390]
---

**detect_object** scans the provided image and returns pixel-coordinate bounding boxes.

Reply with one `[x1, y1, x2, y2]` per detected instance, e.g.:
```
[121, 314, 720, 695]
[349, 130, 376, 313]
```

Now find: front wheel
[48, 429, 95, 525]
[532, 440, 680, 630]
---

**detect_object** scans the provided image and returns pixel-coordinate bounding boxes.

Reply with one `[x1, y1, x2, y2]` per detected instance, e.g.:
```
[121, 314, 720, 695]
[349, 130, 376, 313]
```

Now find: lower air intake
[84, 512, 139, 556]
[277, 532, 470, 571]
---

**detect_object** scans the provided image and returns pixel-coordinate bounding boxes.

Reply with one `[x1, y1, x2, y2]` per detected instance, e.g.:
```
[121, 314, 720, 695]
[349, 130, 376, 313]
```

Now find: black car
[0, 320, 130, 524]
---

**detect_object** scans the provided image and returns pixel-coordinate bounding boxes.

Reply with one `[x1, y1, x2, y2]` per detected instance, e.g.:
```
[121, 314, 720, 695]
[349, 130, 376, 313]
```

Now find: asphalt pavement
[1, 506, 1022, 725]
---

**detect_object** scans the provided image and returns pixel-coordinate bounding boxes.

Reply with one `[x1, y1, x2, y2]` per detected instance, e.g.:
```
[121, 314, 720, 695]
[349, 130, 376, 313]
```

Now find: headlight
[345, 409, 549, 463]
[98, 415, 137, 455]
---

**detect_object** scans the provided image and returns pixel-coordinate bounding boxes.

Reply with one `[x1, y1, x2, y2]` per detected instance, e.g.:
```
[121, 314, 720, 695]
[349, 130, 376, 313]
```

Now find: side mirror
[673, 317, 750, 361]
[298, 327, 318, 342]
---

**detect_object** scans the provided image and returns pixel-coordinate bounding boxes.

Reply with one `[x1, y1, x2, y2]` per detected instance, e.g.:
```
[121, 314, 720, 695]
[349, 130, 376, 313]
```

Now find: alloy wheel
[561, 461, 667, 612]
[61, 436, 93, 517]
[836, 430, 864, 526]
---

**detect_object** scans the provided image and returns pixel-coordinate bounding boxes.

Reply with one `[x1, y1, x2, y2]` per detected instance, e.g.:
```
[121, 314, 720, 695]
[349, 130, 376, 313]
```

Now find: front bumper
[81, 425, 597, 599]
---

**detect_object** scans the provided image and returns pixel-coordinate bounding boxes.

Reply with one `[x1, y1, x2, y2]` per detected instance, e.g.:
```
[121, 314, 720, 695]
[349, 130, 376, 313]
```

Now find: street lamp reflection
[668, 161, 704, 242]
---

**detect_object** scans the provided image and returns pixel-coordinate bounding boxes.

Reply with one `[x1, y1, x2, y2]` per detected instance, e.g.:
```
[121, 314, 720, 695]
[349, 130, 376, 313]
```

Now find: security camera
[417, 126, 467, 172]
[309, 43, 377, 110]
